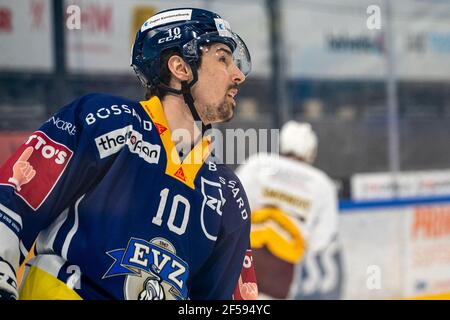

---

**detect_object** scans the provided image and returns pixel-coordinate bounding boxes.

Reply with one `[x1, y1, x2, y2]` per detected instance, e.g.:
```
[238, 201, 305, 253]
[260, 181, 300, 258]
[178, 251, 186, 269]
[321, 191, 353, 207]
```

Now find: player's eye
[218, 55, 227, 63]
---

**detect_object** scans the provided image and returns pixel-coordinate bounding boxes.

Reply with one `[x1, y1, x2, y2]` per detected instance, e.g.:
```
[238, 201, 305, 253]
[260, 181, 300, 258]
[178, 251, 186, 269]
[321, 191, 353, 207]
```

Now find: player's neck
[161, 94, 202, 148]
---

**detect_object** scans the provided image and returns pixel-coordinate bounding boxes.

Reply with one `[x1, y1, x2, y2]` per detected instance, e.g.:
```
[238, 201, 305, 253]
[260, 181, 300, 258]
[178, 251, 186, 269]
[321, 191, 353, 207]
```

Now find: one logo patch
[214, 18, 232, 37]
[141, 9, 192, 32]
[0, 131, 73, 210]
[200, 177, 225, 241]
[103, 237, 189, 300]
[174, 167, 186, 182]
[154, 122, 167, 135]
[95, 125, 160, 164]
[233, 249, 259, 300]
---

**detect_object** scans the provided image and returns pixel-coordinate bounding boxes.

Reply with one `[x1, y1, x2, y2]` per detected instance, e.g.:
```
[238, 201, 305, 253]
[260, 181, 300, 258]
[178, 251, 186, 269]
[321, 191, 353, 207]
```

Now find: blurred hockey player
[236, 121, 343, 299]
[0, 8, 257, 300]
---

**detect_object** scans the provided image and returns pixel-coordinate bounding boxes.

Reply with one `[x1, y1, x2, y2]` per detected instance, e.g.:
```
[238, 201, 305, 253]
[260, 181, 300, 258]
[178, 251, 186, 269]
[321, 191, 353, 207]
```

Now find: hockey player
[236, 121, 343, 299]
[0, 8, 257, 300]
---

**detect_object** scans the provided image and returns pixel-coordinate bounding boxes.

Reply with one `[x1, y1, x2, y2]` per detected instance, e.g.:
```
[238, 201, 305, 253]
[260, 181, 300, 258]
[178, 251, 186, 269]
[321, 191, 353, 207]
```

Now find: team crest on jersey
[200, 177, 226, 241]
[102, 237, 189, 300]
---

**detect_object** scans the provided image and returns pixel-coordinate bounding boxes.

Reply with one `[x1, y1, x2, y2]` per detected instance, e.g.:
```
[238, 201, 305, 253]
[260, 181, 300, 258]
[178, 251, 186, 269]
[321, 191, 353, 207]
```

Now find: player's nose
[231, 64, 246, 85]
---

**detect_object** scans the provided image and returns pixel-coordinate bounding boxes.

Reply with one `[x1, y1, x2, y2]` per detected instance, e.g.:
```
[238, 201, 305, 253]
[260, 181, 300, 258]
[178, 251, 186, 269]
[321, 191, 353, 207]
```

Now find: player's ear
[167, 55, 193, 83]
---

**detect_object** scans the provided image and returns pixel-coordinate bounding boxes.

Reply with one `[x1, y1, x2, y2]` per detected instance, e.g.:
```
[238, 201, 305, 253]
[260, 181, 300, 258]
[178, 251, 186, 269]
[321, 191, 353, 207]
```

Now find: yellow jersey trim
[140, 97, 211, 189]
[19, 266, 82, 300]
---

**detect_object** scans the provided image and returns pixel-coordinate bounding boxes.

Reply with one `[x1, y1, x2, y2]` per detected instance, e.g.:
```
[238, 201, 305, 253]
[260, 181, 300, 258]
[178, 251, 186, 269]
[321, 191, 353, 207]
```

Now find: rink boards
[339, 197, 450, 299]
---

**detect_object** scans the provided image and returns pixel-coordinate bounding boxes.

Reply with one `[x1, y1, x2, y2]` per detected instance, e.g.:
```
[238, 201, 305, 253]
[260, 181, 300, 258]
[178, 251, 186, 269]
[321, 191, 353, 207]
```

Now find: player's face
[191, 43, 246, 124]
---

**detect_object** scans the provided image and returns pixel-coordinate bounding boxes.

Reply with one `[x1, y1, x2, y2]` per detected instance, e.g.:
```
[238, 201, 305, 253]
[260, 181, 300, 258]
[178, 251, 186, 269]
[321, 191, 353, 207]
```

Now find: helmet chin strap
[156, 66, 212, 137]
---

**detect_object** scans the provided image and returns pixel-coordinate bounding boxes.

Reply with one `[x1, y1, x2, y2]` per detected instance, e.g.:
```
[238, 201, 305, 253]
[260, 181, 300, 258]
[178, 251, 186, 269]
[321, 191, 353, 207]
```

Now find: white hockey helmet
[280, 121, 318, 164]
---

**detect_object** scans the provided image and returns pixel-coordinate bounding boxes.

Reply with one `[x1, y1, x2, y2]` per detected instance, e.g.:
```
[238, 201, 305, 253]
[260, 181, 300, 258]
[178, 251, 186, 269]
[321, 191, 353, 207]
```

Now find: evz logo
[103, 237, 189, 300]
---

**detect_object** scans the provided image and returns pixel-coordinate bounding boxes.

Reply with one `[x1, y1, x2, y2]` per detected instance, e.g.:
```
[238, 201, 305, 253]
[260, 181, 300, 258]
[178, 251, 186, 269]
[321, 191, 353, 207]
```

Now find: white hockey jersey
[236, 153, 343, 299]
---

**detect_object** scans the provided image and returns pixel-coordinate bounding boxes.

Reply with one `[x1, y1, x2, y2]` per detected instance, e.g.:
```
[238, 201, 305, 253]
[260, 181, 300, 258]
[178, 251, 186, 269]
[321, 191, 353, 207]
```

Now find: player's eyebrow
[216, 47, 233, 57]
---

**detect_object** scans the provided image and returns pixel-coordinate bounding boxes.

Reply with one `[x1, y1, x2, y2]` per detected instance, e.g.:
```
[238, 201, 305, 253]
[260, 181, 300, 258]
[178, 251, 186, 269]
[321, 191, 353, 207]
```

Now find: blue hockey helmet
[131, 8, 252, 89]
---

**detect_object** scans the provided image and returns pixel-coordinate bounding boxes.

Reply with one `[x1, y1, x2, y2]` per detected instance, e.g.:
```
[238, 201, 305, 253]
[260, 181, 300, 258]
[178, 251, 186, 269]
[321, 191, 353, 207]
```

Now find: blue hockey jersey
[0, 93, 251, 300]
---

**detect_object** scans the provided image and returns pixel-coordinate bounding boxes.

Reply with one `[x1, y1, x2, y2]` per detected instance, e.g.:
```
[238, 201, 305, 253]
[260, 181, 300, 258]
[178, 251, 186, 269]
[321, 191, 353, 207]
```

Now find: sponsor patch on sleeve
[0, 131, 73, 210]
[233, 249, 259, 300]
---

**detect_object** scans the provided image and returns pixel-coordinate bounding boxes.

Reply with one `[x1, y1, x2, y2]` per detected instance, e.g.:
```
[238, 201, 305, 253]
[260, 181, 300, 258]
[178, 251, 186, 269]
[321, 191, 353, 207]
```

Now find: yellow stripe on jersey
[140, 97, 211, 189]
[250, 207, 306, 264]
[17, 242, 35, 286]
[19, 266, 82, 300]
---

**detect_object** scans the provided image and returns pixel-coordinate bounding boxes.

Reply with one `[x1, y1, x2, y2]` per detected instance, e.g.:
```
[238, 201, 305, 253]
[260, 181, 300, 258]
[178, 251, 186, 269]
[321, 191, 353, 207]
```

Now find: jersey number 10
[152, 188, 190, 235]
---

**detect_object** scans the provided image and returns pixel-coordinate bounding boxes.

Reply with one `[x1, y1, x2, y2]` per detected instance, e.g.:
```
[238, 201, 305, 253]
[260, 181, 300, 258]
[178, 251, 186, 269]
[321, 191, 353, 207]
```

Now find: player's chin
[214, 101, 235, 123]
[221, 103, 235, 123]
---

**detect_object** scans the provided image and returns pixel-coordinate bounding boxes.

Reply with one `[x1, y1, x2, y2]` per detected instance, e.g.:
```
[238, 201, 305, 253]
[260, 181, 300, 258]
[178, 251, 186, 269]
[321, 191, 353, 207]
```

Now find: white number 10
[152, 188, 190, 235]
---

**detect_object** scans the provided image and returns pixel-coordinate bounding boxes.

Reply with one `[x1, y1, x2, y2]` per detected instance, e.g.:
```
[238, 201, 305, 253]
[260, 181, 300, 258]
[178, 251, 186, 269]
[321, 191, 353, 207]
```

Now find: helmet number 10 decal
[151, 188, 190, 236]
[158, 27, 181, 44]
